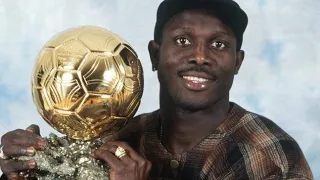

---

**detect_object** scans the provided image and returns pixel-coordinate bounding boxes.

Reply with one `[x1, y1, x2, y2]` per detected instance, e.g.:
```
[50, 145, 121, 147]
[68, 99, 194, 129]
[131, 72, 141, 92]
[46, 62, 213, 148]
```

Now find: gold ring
[114, 146, 127, 158]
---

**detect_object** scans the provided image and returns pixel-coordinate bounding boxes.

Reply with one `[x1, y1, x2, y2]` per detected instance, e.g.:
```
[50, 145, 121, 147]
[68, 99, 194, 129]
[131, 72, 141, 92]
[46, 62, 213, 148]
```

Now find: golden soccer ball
[31, 26, 144, 140]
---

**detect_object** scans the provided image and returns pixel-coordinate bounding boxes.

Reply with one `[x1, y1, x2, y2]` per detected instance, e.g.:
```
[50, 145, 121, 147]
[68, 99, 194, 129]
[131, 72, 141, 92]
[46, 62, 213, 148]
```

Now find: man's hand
[95, 115, 151, 179]
[94, 141, 152, 180]
[0, 124, 46, 180]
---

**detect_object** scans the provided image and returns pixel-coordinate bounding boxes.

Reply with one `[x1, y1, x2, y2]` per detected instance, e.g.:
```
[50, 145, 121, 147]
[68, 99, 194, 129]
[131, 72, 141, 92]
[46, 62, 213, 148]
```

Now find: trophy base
[17, 133, 109, 180]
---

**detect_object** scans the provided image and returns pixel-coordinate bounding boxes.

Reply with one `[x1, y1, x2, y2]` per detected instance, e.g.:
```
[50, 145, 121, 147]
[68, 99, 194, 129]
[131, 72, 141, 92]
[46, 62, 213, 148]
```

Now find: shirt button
[170, 160, 179, 169]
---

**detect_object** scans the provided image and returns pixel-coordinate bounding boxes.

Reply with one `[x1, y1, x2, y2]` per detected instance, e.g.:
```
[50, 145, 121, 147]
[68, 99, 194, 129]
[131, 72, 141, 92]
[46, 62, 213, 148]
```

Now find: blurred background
[0, 0, 319, 177]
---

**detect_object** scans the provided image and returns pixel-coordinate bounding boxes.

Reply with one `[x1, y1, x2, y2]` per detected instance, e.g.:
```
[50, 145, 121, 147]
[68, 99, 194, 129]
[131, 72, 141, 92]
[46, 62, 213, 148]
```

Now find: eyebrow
[171, 26, 194, 33]
[211, 31, 232, 38]
[171, 26, 232, 37]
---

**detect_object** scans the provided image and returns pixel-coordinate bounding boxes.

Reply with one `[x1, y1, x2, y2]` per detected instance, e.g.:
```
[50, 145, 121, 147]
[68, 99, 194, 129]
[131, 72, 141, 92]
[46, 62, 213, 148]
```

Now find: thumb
[26, 124, 41, 136]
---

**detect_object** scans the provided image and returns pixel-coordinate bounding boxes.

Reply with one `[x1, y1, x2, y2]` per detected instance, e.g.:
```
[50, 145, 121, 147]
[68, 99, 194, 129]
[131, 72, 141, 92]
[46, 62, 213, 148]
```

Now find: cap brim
[155, 0, 248, 45]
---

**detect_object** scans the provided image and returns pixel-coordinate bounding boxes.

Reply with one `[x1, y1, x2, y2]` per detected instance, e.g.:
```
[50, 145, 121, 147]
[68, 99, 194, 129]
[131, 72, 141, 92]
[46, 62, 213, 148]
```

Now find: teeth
[183, 76, 209, 82]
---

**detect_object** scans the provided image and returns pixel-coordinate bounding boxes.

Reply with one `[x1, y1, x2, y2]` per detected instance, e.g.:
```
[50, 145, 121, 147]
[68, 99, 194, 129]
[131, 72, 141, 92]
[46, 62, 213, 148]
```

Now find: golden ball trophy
[18, 26, 144, 179]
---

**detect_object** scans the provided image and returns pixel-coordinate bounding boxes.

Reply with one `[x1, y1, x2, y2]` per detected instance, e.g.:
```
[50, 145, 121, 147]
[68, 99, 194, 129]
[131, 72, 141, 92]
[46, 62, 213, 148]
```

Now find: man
[0, 0, 314, 179]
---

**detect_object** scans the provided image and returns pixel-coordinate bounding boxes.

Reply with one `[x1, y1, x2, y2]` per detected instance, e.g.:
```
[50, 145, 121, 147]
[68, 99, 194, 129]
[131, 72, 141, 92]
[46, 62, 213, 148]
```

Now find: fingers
[7, 173, 23, 180]
[107, 141, 144, 162]
[0, 125, 42, 180]
[94, 141, 152, 179]
[94, 149, 123, 168]
[109, 141, 152, 174]
[0, 159, 36, 176]
[95, 141, 148, 167]
[94, 143, 143, 175]
[2, 129, 45, 150]
[3, 145, 35, 157]
[98, 143, 133, 164]
[26, 124, 41, 136]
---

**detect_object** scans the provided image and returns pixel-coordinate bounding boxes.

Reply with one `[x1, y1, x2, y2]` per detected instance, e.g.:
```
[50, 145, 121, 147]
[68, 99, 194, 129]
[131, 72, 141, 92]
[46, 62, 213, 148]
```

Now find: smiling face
[149, 9, 245, 111]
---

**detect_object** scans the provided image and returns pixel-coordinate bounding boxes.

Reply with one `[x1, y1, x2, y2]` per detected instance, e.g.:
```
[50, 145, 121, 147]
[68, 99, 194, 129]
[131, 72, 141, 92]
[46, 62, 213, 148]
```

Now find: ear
[148, 40, 160, 71]
[235, 50, 245, 75]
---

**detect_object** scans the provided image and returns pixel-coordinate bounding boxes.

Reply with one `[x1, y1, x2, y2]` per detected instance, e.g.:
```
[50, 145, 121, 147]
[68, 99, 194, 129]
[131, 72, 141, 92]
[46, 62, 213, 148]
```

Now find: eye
[175, 37, 191, 46]
[211, 41, 226, 50]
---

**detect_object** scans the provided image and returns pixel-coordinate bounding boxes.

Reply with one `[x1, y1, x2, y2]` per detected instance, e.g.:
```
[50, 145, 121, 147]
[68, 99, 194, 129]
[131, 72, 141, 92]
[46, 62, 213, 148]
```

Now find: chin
[173, 96, 211, 111]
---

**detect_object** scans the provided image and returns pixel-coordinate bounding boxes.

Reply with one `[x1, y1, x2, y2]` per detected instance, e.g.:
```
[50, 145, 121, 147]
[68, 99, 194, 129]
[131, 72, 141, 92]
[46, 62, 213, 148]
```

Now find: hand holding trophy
[17, 26, 144, 179]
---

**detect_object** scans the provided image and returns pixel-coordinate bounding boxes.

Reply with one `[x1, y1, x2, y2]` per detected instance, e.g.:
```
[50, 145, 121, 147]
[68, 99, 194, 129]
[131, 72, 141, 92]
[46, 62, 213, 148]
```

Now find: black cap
[154, 0, 248, 50]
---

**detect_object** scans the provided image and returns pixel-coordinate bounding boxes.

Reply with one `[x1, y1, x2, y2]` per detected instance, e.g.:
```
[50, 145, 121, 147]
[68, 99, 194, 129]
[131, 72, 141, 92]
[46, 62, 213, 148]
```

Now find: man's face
[149, 9, 244, 111]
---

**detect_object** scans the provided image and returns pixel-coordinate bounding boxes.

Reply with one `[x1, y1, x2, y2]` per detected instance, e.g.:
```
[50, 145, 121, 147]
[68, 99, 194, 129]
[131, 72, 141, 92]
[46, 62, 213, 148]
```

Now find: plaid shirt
[0, 103, 313, 180]
[129, 103, 313, 180]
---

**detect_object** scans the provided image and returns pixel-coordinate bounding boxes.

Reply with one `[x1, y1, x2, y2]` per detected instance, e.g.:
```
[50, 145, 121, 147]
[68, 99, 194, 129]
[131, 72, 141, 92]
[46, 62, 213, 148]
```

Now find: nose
[188, 42, 211, 66]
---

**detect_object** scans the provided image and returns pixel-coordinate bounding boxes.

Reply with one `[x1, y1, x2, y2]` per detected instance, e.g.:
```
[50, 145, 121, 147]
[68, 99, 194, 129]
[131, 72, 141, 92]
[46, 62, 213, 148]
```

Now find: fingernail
[28, 160, 36, 169]
[26, 147, 35, 156]
[38, 139, 46, 149]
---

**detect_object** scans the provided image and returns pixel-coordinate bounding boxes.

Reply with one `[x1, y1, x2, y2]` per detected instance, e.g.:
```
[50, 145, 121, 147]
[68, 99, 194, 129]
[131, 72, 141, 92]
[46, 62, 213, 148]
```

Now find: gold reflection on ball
[31, 26, 144, 140]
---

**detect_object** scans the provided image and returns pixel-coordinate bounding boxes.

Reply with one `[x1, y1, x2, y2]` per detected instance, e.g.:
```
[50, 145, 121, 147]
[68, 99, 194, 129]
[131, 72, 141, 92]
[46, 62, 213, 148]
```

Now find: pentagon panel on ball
[31, 26, 144, 141]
